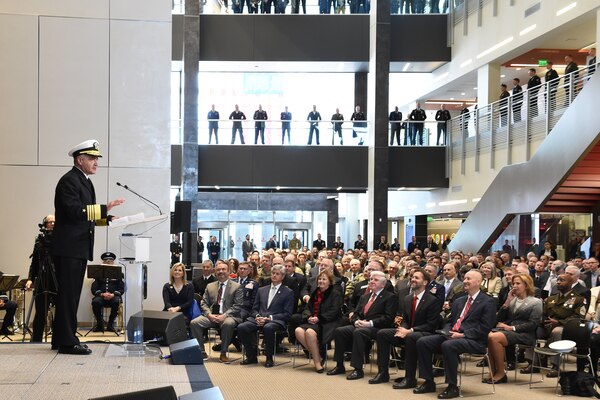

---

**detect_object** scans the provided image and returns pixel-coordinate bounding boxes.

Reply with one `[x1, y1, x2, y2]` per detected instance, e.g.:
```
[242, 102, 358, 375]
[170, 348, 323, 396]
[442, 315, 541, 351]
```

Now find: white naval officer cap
[68, 139, 102, 158]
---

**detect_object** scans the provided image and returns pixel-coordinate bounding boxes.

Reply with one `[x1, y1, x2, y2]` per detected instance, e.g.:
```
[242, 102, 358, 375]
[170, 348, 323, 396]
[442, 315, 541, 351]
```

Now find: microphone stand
[116, 182, 162, 215]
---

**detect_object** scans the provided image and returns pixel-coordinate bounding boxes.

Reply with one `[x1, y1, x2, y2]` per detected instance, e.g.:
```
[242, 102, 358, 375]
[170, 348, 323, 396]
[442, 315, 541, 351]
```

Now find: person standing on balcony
[281, 106, 292, 145]
[207, 104, 219, 144]
[409, 102, 427, 146]
[229, 104, 246, 144]
[389, 106, 403, 146]
[527, 68, 542, 118]
[253, 104, 268, 145]
[545, 61, 559, 114]
[512, 78, 523, 122]
[434, 104, 450, 146]
[307, 105, 322, 145]
[331, 108, 344, 145]
[351, 105, 367, 145]
[564, 55, 579, 105]
[459, 103, 470, 135]
[499, 84, 510, 127]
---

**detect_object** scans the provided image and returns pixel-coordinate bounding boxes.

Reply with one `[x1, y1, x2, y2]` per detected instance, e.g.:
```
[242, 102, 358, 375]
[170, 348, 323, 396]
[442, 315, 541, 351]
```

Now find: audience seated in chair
[163, 263, 195, 324]
[91, 252, 124, 332]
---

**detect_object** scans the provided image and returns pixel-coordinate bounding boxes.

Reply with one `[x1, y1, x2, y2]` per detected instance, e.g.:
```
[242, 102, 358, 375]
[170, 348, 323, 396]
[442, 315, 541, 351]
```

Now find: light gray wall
[0, 0, 172, 323]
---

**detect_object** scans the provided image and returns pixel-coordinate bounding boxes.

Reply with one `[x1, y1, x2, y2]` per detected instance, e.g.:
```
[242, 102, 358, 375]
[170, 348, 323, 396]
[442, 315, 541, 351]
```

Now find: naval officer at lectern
[51, 139, 124, 355]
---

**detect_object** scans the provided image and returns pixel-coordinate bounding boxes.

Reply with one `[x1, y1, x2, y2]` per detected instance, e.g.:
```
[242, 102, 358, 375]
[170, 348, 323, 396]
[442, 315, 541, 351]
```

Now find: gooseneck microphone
[116, 182, 163, 215]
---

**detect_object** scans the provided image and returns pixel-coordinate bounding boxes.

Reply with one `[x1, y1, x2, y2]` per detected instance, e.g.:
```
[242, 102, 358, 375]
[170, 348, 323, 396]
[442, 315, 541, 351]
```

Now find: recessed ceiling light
[500, 74, 506, 78]
[450, 97, 455, 100]
[336, 186, 342, 191]
[461, 92, 466, 95]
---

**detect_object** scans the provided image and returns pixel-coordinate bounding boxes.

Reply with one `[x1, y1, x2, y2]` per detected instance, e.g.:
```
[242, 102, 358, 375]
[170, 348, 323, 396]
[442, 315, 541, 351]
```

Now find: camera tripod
[23, 235, 58, 343]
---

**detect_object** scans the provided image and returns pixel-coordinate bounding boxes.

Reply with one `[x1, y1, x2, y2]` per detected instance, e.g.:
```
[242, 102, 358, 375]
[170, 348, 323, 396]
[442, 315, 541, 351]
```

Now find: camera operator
[26, 214, 57, 342]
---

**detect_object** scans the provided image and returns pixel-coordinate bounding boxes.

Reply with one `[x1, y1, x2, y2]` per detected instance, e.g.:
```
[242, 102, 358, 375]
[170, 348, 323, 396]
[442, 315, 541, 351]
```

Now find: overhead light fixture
[460, 59, 472, 68]
[472, 197, 481, 202]
[476, 36, 514, 59]
[473, 87, 478, 90]
[556, 2, 576, 16]
[450, 97, 455, 100]
[214, 185, 220, 190]
[461, 92, 466, 96]
[519, 24, 536, 36]
[276, 186, 281, 190]
[336, 186, 342, 191]
[396, 187, 406, 191]
[500, 74, 506, 78]
[515, 68, 522, 71]
[402, 63, 411, 72]
[438, 199, 467, 206]
[580, 42, 597, 51]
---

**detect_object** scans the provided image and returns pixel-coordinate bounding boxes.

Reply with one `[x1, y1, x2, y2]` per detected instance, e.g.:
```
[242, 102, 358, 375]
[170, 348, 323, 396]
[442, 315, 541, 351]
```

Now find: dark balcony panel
[390, 15, 450, 62]
[198, 15, 369, 62]
[388, 146, 449, 188]
[197, 145, 368, 190]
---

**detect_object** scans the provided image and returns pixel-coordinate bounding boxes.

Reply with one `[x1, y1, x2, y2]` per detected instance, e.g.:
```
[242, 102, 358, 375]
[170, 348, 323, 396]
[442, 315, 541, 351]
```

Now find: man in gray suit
[190, 260, 243, 363]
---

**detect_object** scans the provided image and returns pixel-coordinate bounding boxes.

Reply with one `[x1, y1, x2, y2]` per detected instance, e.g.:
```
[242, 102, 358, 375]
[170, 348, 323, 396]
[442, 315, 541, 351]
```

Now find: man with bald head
[414, 270, 496, 399]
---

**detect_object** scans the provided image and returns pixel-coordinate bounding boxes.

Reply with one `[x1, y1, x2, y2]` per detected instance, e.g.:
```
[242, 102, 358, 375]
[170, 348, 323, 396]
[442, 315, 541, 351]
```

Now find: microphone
[116, 182, 163, 215]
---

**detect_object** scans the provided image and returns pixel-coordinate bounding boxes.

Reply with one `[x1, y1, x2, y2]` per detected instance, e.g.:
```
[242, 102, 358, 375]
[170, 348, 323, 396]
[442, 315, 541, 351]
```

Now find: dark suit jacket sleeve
[270, 288, 294, 323]
[56, 169, 108, 223]
[365, 292, 397, 328]
[162, 283, 172, 309]
[318, 289, 343, 323]
[461, 295, 496, 341]
[180, 284, 195, 312]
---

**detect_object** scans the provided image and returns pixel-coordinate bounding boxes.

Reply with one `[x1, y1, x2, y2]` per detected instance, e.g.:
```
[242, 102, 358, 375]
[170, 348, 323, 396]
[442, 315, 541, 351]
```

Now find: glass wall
[197, 209, 327, 260]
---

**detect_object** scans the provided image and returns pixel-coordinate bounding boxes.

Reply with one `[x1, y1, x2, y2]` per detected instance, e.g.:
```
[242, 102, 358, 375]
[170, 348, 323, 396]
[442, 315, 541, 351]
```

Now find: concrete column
[366, 0, 391, 250]
[355, 72, 368, 111]
[477, 63, 501, 108]
[182, 0, 200, 234]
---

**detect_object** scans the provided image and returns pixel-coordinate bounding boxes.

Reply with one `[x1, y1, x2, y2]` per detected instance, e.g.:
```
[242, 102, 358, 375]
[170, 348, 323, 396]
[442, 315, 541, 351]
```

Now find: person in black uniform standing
[307, 105, 322, 145]
[253, 104, 268, 145]
[281, 106, 292, 145]
[459, 103, 470, 134]
[26, 214, 58, 342]
[527, 68, 542, 117]
[409, 102, 427, 146]
[331, 108, 344, 145]
[197, 235, 204, 263]
[434, 104, 450, 146]
[313, 233, 326, 251]
[51, 139, 124, 355]
[564, 54, 579, 105]
[545, 61, 559, 114]
[512, 78, 523, 122]
[90, 252, 124, 332]
[207, 236, 221, 265]
[207, 104, 219, 144]
[354, 234, 367, 251]
[229, 104, 246, 144]
[389, 106, 403, 146]
[351, 105, 367, 145]
[499, 84, 510, 127]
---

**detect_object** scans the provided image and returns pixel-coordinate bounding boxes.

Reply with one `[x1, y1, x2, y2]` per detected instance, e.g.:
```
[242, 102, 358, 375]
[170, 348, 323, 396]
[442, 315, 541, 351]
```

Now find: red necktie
[363, 293, 377, 315]
[410, 294, 418, 327]
[452, 296, 473, 331]
[216, 283, 224, 306]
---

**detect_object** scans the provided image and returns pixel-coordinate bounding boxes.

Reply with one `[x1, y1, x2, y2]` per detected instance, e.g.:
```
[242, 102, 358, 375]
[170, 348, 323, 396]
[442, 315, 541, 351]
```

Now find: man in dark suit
[370, 268, 442, 385]
[347, 260, 394, 314]
[354, 234, 367, 251]
[312, 233, 326, 251]
[238, 264, 294, 368]
[425, 235, 439, 252]
[190, 261, 243, 363]
[533, 259, 550, 291]
[51, 140, 124, 355]
[582, 257, 600, 289]
[424, 264, 445, 303]
[545, 61, 560, 113]
[327, 271, 398, 380]
[564, 54, 579, 105]
[414, 270, 496, 399]
[232, 262, 259, 320]
[241, 234, 254, 261]
[192, 260, 217, 297]
[407, 236, 420, 254]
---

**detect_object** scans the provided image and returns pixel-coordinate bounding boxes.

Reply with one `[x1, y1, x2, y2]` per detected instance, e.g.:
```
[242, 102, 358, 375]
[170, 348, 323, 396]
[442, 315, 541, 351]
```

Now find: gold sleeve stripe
[85, 204, 102, 221]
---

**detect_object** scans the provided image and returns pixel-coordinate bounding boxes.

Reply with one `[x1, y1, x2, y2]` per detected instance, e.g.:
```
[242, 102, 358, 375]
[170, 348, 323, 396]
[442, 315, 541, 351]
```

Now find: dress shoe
[393, 378, 417, 389]
[520, 363, 540, 374]
[92, 325, 104, 333]
[368, 372, 390, 384]
[482, 374, 507, 384]
[437, 385, 460, 399]
[413, 380, 436, 394]
[212, 343, 222, 352]
[240, 357, 258, 365]
[546, 369, 559, 378]
[476, 358, 488, 367]
[264, 358, 274, 368]
[219, 353, 230, 363]
[506, 362, 516, 371]
[327, 365, 346, 376]
[315, 367, 325, 374]
[0, 328, 14, 335]
[202, 351, 209, 361]
[58, 345, 92, 355]
[106, 325, 116, 333]
[346, 369, 364, 380]
[344, 352, 352, 362]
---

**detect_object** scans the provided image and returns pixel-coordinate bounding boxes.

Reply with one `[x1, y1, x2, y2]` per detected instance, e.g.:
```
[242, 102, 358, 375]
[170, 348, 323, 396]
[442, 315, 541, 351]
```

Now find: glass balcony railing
[446, 62, 598, 174]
